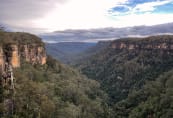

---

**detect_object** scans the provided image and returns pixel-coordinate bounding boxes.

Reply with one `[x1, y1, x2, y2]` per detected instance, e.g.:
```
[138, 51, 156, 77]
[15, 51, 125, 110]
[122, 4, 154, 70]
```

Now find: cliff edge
[0, 32, 47, 72]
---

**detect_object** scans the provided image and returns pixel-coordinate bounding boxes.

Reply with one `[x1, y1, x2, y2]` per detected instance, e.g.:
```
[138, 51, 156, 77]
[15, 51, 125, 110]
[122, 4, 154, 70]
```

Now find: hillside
[70, 41, 111, 65]
[46, 42, 96, 64]
[77, 35, 173, 117]
[0, 32, 108, 118]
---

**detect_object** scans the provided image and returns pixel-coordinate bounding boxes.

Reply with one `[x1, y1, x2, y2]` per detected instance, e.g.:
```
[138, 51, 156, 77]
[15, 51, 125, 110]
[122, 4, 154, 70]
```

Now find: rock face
[111, 35, 173, 51]
[11, 45, 20, 68]
[0, 47, 4, 72]
[0, 44, 47, 71]
[0, 32, 47, 72]
[21, 44, 47, 65]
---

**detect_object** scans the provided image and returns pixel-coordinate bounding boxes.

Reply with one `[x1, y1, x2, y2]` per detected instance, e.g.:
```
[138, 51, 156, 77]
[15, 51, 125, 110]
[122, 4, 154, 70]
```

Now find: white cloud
[1, 0, 173, 33]
[33, 0, 173, 32]
[114, 13, 173, 27]
[133, 0, 173, 12]
[0, 0, 68, 33]
[32, 0, 129, 32]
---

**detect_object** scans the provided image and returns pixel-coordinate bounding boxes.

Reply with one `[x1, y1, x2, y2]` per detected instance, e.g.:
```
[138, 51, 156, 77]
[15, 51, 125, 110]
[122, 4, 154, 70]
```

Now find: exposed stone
[120, 43, 127, 49]
[111, 38, 173, 51]
[128, 44, 135, 50]
[10, 45, 20, 68]
[0, 44, 47, 73]
[23, 45, 30, 62]
[111, 44, 116, 49]
[0, 47, 4, 72]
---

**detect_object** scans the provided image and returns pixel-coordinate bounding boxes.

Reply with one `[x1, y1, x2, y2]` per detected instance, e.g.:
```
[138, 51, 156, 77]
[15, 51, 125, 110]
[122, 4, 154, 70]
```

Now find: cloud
[33, 0, 129, 32]
[109, 0, 173, 15]
[1, 0, 173, 33]
[40, 22, 173, 43]
[0, 0, 67, 19]
[0, 0, 67, 33]
[0, 0, 129, 33]
[133, 0, 173, 12]
[108, 0, 173, 28]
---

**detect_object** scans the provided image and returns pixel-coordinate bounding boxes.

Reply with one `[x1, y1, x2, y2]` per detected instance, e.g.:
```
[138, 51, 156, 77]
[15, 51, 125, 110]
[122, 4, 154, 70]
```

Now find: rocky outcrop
[20, 44, 47, 65]
[11, 45, 20, 68]
[0, 47, 4, 73]
[0, 32, 47, 73]
[111, 42, 173, 50]
[111, 35, 173, 51]
[0, 44, 47, 71]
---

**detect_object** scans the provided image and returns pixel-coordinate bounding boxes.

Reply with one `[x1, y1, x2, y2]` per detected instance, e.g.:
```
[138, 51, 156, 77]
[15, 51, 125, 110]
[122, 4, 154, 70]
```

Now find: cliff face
[21, 44, 47, 65]
[11, 45, 20, 67]
[0, 44, 47, 70]
[0, 32, 47, 72]
[111, 42, 173, 50]
[111, 35, 173, 51]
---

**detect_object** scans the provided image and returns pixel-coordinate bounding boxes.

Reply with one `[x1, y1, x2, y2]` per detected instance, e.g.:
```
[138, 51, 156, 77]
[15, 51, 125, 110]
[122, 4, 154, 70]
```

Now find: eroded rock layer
[0, 32, 47, 72]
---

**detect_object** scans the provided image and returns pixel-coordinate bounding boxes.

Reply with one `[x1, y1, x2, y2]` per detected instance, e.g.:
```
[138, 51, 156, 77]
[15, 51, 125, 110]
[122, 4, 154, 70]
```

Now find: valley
[45, 34, 173, 117]
[1, 29, 173, 118]
[46, 42, 96, 64]
[1, 0, 173, 117]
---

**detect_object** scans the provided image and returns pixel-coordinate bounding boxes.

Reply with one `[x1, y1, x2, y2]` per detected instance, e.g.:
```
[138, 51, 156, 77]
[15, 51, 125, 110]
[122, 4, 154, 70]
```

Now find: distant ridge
[41, 22, 173, 43]
[46, 42, 96, 63]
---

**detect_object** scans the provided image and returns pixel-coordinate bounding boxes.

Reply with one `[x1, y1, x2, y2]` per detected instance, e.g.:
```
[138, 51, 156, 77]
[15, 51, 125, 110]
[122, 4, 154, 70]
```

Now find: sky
[1, 0, 173, 33]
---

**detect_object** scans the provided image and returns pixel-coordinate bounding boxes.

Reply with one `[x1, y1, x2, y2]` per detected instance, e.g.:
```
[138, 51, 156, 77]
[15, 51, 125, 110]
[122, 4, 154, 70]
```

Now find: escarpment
[0, 32, 47, 89]
[0, 32, 47, 71]
[111, 35, 173, 51]
[0, 44, 46, 71]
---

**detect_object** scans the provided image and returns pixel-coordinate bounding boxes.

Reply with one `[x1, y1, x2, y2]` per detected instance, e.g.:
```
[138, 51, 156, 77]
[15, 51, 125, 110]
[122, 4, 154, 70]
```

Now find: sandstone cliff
[111, 35, 173, 51]
[0, 32, 47, 72]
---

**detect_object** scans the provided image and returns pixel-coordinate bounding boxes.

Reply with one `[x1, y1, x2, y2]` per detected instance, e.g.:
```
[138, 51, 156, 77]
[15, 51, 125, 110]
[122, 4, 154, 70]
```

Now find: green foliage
[78, 35, 173, 101]
[121, 70, 173, 118]
[0, 32, 44, 46]
[77, 35, 173, 117]
[0, 56, 109, 118]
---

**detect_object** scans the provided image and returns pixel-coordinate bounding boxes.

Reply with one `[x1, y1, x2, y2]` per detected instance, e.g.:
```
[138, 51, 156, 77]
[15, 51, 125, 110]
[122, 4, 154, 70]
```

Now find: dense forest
[2, 56, 108, 118]
[0, 31, 109, 118]
[76, 35, 173, 117]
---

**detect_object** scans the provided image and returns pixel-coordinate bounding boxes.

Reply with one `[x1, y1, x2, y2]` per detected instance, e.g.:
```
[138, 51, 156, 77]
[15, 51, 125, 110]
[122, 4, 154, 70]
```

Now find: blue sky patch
[111, 6, 129, 12]
[153, 3, 173, 14]
[125, 0, 157, 7]
[109, 0, 173, 16]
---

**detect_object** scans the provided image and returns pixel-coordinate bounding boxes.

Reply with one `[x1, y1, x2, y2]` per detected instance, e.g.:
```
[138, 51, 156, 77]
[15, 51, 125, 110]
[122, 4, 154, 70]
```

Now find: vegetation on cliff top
[0, 32, 44, 46]
[112, 35, 173, 42]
